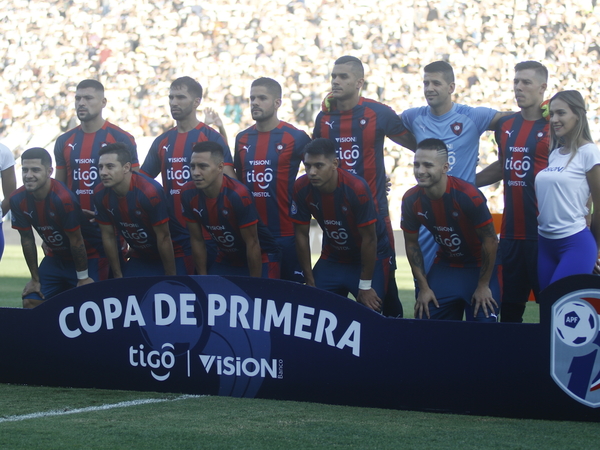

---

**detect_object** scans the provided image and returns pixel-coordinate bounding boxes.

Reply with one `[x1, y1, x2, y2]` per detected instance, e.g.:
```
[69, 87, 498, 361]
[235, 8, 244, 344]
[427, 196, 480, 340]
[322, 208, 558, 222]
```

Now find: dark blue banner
[0, 274, 599, 422]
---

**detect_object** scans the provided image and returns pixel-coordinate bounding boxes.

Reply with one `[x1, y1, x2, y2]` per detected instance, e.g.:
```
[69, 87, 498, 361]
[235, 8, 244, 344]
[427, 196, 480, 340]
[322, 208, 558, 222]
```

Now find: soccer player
[141, 76, 236, 229]
[0, 142, 16, 261]
[181, 141, 281, 278]
[314, 55, 415, 317]
[54, 79, 139, 215]
[476, 61, 549, 323]
[234, 77, 311, 282]
[291, 138, 391, 312]
[400, 61, 509, 277]
[94, 143, 191, 277]
[10, 148, 101, 308]
[401, 139, 500, 321]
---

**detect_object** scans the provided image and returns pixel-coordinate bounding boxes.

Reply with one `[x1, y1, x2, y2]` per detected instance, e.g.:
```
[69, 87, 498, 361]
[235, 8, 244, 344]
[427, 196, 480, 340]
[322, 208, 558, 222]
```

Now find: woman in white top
[0, 142, 17, 260]
[535, 90, 600, 290]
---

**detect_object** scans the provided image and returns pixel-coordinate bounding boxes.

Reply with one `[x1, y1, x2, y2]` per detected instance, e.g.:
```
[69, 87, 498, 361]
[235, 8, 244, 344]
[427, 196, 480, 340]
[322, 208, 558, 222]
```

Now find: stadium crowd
[2, 0, 600, 219]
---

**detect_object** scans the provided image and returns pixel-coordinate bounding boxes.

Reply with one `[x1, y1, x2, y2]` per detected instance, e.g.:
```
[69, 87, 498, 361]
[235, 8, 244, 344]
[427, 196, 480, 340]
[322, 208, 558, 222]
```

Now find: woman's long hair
[549, 90, 593, 166]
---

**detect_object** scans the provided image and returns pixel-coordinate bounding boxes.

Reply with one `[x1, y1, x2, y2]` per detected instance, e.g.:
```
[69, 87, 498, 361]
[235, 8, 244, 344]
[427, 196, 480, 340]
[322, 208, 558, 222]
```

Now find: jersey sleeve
[468, 106, 498, 134]
[351, 178, 378, 227]
[93, 190, 113, 225]
[55, 187, 82, 233]
[144, 185, 170, 227]
[380, 104, 407, 138]
[458, 184, 493, 229]
[0, 143, 15, 170]
[400, 189, 420, 233]
[140, 137, 162, 178]
[53, 135, 67, 169]
[582, 144, 600, 172]
[9, 193, 30, 231]
[312, 112, 324, 139]
[290, 177, 312, 225]
[400, 107, 420, 133]
[231, 186, 259, 228]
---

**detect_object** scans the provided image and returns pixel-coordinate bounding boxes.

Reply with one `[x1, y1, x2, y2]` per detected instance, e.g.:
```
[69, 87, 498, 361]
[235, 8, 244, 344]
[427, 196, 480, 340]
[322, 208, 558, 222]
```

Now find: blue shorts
[123, 255, 193, 277]
[500, 238, 539, 303]
[313, 254, 391, 299]
[209, 252, 281, 279]
[23, 255, 108, 301]
[538, 228, 597, 291]
[426, 262, 501, 322]
[277, 235, 304, 283]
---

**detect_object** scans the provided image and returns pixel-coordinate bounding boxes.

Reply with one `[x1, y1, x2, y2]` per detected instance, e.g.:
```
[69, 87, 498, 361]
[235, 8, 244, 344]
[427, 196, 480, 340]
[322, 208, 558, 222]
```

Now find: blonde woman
[535, 90, 600, 290]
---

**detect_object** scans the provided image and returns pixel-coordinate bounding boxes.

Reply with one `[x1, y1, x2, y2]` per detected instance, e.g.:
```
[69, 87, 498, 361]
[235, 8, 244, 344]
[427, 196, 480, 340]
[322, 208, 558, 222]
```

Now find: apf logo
[551, 290, 600, 407]
[129, 343, 175, 381]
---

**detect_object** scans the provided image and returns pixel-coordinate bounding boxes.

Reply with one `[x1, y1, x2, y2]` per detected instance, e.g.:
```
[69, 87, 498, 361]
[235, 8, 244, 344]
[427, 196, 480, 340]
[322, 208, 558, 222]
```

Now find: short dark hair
[251, 77, 282, 99]
[76, 79, 105, 94]
[424, 61, 454, 83]
[303, 138, 337, 159]
[334, 55, 364, 78]
[514, 60, 548, 82]
[21, 147, 52, 167]
[416, 138, 448, 161]
[99, 142, 131, 166]
[192, 141, 224, 163]
[170, 76, 203, 100]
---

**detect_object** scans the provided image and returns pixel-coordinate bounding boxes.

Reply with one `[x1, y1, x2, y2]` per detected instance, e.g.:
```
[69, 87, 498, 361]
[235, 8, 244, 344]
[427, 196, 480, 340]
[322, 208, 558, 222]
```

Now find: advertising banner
[0, 274, 599, 422]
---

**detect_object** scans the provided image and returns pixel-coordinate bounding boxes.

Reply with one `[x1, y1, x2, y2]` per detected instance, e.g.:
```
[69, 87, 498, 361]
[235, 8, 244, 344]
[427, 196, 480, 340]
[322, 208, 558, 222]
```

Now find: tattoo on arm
[71, 242, 89, 272]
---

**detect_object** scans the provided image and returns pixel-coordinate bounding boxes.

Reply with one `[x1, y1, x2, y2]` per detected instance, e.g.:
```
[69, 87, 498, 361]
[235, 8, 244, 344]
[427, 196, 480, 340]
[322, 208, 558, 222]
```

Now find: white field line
[0, 394, 204, 423]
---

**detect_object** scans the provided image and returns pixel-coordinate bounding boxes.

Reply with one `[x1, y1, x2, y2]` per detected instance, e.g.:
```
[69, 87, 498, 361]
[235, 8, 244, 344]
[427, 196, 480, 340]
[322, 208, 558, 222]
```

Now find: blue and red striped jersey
[93, 172, 189, 259]
[495, 113, 549, 240]
[10, 179, 102, 260]
[234, 121, 311, 238]
[291, 168, 390, 264]
[401, 176, 493, 268]
[313, 97, 406, 217]
[180, 176, 279, 267]
[54, 121, 138, 211]
[140, 122, 233, 228]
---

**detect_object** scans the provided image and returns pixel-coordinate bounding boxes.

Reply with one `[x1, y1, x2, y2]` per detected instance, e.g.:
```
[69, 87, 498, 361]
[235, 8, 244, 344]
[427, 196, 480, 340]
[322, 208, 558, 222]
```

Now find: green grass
[0, 384, 598, 449]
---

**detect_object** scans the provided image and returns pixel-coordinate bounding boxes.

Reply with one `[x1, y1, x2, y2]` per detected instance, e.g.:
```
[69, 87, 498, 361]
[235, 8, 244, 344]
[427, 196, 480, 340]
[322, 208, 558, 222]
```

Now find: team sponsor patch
[551, 290, 600, 407]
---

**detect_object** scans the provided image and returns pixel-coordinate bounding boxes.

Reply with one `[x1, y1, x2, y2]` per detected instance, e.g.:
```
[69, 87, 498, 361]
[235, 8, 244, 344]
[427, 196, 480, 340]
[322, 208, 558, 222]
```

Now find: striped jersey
[234, 121, 310, 238]
[401, 176, 493, 267]
[495, 113, 549, 240]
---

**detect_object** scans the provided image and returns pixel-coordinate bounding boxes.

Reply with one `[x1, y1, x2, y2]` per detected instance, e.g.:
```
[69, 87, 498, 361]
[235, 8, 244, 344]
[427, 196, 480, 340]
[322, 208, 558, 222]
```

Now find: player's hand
[356, 288, 382, 312]
[472, 284, 498, 319]
[76, 277, 94, 287]
[22, 279, 44, 300]
[414, 287, 438, 319]
[82, 209, 96, 222]
[204, 108, 223, 127]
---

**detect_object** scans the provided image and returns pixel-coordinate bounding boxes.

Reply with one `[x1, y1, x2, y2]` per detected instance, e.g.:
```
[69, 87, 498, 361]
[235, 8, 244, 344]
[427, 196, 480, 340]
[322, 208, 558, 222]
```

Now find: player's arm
[187, 221, 208, 275]
[240, 223, 262, 278]
[54, 167, 67, 184]
[388, 130, 417, 152]
[153, 221, 177, 276]
[356, 223, 382, 312]
[473, 222, 499, 317]
[98, 222, 123, 278]
[487, 111, 513, 131]
[294, 223, 315, 287]
[403, 230, 438, 319]
[18, 228, 44, 307]
[64, 227, 94, 287]
[0, 165, 16, 218]
[476, 160, 502, 187]
[204, 108, 228, 145]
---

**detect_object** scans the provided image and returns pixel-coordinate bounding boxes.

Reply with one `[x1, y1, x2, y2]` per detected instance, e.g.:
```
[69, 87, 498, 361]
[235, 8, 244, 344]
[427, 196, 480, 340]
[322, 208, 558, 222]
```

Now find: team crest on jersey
[551, 290, 600, 408]
[275, 143, 284, 154]
[450, 122, 463, 136]
[222, 209, 229, 216]
[290, 200, 298, 216]
[100, 142, 109, 148]
[536, 131, 547, 141]
[359, 118, 369, 129]
[135, 210, 142, 216]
